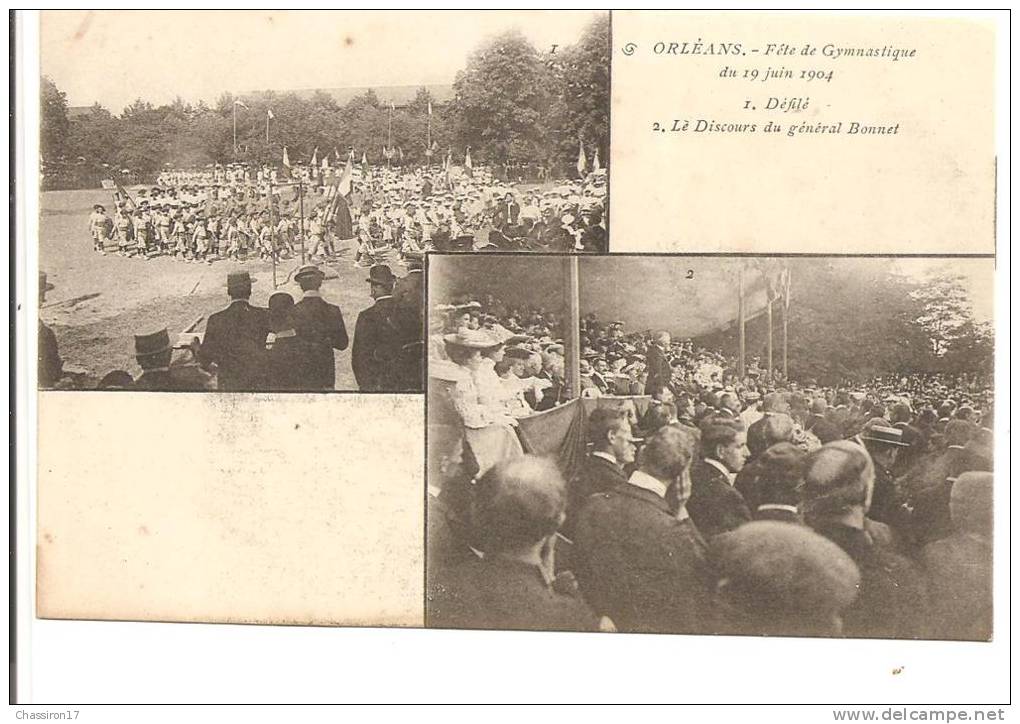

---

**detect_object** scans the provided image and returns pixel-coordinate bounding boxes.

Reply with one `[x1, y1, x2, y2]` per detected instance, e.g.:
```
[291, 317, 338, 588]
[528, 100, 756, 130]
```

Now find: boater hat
[294, 264, 325, 282]
[860, 424, 910, 447]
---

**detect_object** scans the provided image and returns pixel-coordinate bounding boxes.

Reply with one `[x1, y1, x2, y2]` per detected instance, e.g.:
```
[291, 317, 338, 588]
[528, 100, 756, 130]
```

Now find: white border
[12, 7, 1013, 710]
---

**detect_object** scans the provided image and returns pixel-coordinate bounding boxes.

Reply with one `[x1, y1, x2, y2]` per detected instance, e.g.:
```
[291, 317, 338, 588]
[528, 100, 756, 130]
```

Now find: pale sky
[890, 257, 995, 324]
[41, 10, 605, 112]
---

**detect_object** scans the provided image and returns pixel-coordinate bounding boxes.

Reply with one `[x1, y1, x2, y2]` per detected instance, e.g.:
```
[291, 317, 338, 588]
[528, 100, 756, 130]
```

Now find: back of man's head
[811, 397, 828, 416]
[748, 412, 796, 458]
[890, 401, 913, 424]
[762, 392, 788, 414]
[945, 419, 976, 447]
[801, 441, 874, 522]
[639, 425, 697, 481]
[472, 456, 566, 554]
[950, 471, 993, 537]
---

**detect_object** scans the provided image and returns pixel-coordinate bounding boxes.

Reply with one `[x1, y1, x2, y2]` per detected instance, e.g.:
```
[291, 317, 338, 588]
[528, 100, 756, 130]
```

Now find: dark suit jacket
[533, 369, 564, 412]
[686, 459, 752, 538]
[38, 321, 63, 389]
[199, 300, 270, 391]
[352, 297, 403, 392]
[564, 454, 629, 538]
[427, 557, 598, 632]
[812, 522, 930, 639]
[645, 344, 671, 392]
[291, 294, 348, 390]
[262, 334, 320, 392]
[573, 482, 715, 634]
[921, 534, 992, 641]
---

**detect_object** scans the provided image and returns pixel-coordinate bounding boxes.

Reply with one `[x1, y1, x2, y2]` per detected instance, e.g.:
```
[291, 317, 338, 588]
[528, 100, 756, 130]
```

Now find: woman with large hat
[443, 327, 523, 475]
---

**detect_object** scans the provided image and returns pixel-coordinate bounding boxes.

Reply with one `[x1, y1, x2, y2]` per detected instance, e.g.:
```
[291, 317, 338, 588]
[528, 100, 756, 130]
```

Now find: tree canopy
[40, 16, 610, 189]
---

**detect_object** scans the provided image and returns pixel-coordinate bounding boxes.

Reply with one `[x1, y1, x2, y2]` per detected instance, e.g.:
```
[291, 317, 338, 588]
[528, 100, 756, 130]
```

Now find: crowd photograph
[426, 254, 995, 640]
[38, 10, 609, 391]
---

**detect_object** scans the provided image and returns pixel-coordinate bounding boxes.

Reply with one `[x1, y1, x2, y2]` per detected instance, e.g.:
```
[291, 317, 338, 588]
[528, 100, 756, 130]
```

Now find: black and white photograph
[426, 254, 995, 640]
[38, 10, 610, 392]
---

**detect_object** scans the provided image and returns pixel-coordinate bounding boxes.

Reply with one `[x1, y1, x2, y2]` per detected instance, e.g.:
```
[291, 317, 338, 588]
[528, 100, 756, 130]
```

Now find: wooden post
[566, 256, 581, 400]
[766, 299, 774, 380]
[298, 180, 306, 265]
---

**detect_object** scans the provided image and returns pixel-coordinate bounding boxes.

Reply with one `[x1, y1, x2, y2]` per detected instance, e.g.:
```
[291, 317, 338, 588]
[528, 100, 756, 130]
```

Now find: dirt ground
[39, 188, 395, 390]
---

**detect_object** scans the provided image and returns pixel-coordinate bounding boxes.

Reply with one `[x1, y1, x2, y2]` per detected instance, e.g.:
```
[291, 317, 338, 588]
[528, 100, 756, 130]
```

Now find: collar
[408, 269, 423, 275]
[229, 299, 250, 307]
[757, 504, 799, 515]
[375, 295, 393, 302]
[140, 366, 171, 373]
[592, 450, 619, 466]
[303, 290, 322, 298]
[704, 457, 735, 483]
[947, 445, 965, 450]
[627, 469, 668, 499]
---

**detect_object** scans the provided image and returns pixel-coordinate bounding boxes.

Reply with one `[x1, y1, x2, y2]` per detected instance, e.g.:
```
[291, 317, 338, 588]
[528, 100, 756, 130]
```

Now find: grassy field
[39, 188, 399, 390]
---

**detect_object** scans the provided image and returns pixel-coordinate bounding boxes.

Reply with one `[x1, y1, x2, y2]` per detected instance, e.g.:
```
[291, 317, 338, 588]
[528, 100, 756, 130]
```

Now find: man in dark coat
[920, 471, 993, 641]
[38, 272, 63, 389]
[747, 392, 793, 457]
[802, 441, 930, 639]
[290, 265, 348, 390]
[563, 408, 635, 537]
[644, 330, 672, 394]
[890, 401, 927, 477]
[573, 426, 716, 634]
[352, 265, 403, 392]
[427, 456, 599, 632]
[199, 272, 270, 391]
[686, 417, 753, 538]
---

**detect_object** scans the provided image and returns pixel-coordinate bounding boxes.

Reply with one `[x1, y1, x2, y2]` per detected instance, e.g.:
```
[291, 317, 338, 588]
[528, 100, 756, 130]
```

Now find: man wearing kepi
[291, 264, 348, 390]
[199, 271, 270, 391]
[352, 264, 402, 392]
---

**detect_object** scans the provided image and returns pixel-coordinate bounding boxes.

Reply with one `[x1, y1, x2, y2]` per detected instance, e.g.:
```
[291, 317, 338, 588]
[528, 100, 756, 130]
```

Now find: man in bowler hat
[199, 271, 270, 391]
[290, 264, 348, 390]
[352, 264, 402, 392]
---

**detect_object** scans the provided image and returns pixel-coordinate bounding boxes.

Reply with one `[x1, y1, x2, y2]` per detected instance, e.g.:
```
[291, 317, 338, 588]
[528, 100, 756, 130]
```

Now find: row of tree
[41, 17, 609, 190]
[699, 260, 993, 383]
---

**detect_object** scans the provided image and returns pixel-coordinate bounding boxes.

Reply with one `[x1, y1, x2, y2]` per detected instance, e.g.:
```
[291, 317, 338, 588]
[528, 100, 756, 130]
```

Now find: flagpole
[298, 179, 306, 265]
[265, 113, 270, 144]
[426, 105, 432, 170]
[233, 104, 237, 157]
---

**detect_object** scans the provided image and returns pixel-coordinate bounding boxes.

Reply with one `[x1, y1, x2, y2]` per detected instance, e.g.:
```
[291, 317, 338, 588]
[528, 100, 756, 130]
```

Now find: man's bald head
[472, 456, 566, 554]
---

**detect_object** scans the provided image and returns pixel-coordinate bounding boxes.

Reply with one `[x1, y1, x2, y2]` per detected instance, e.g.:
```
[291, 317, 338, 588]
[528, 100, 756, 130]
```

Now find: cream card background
[609, 12, 995, 253]
[36, 392, 424, 627]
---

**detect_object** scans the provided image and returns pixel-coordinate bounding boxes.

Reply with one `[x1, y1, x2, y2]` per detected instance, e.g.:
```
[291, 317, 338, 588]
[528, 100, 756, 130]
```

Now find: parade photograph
[38, 10, 610, 392]
[425, 253, 995, 640]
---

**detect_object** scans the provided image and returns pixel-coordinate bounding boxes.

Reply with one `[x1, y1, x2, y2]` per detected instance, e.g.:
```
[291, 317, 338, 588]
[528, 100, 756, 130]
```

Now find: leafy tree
[41, 76, 71, 162]
[451, 30, 552, 164]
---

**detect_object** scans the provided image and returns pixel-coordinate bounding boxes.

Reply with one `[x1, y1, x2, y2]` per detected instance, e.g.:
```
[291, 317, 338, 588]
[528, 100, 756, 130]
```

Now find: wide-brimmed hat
[294, 264, 325, 282]
[134, 328, 172, 357]
[443, 328, 503, 350]
[39, 271, 55, 293]
[860, 424, 910, 447]
[366, 264, 397, 286]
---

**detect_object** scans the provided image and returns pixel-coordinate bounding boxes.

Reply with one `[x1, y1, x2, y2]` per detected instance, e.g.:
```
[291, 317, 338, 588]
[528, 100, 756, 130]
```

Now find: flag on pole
[310, 148, 318, 167]
[361, 151, 367, 166]
[282, 146, 291, 168]
[234, 100, 248, 109]
[427, 101, 432, 116]
[465, 147, 473, 171]
[398, 147, 404, 162]
[576, 140, 587, 177]
[267, 108, 274, 119]
[592, 147, 601, 172]
[337, 156, 354, 197]
[321, 154, 329, 170]
[334, 147, 341, 161]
